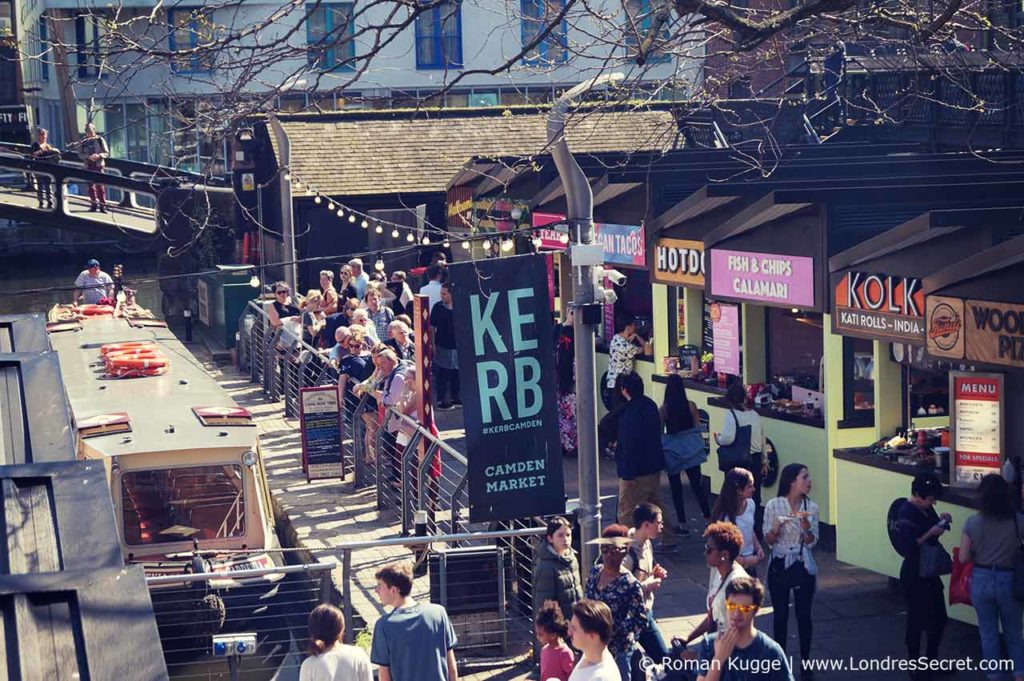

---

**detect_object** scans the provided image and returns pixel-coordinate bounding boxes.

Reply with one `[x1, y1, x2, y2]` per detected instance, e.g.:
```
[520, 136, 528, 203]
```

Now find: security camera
[597, 287, 618, 305]
[596, 266, 627, 286]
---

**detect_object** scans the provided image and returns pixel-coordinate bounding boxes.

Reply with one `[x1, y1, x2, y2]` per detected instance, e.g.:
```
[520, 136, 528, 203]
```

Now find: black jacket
[616, 395, 665, 480]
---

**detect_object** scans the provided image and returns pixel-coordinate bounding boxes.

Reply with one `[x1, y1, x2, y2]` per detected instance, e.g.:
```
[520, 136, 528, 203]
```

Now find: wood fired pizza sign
[926, 296, 1024, 369]
[833, 271, 925, 342]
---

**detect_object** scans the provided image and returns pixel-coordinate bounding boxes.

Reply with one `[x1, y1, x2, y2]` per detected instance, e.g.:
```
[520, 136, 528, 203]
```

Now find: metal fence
[235, 302, 547, 663]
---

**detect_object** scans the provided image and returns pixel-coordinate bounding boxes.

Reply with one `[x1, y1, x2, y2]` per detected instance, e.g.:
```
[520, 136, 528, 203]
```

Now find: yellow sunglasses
[725, 602, 758, 614]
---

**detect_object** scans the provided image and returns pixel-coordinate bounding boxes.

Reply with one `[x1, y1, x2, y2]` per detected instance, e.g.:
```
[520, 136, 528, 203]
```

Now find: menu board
[712, 302, 741, 377]
[950, 371, 1004, 488]
[300, 386, 344, 482]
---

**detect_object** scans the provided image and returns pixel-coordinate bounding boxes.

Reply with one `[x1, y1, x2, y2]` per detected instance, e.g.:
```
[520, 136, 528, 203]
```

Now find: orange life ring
[101, 341, 157, 355]
[80, 304, 115, 316]
[104, 350, 163, 361]
[108, 357, 169, 370]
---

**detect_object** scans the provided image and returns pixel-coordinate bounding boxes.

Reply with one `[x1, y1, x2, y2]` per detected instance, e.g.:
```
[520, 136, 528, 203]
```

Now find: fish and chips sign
[448, 254, 566, 522]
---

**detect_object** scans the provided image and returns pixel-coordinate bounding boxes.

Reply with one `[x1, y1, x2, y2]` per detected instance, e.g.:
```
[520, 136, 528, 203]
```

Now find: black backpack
[887, 497, 911, 557]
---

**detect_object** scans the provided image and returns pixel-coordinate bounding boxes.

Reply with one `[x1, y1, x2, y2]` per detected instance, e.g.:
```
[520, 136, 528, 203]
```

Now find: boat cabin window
[121, 464, 246, 545]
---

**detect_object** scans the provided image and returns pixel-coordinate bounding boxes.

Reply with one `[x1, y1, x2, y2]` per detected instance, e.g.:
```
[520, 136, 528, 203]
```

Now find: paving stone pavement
[212, 363, 989, 681]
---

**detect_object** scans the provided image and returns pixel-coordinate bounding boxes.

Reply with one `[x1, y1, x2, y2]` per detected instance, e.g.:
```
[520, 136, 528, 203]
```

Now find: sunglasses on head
[600, 545, 626, 554]
[725, 602, 758, 614]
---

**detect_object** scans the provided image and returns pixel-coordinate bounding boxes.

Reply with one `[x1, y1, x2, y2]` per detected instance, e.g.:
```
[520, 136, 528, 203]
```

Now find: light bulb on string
[336, 208, 344, 218]
[500, 239, 514, 252]
[283, 171, 291, 181]
[406, 232, 415, 243]
[328, 201, 336, 211]
[249, 274, 260, 288]
[391, 228, 400, 239]
[293, 180, 302, 191]
[348, 214, 356, 223]
[314, 195, 322, 204]
[442, 239, 450, 248]
[461, 240, 470, 250]
[361, 219, 368, 229]
[532, 235, 543, 249]
[375, 258, 385, 272]
[375, 223, 383, 234]
[481, 239, 492, 250]
[558, 232, 570, 245]
[421, 235, 430, 245]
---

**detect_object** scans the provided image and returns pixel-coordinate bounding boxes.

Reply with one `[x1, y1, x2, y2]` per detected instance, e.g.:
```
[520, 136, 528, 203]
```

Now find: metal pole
[268, 115, 298, 294]
[547, 74, 624, 571]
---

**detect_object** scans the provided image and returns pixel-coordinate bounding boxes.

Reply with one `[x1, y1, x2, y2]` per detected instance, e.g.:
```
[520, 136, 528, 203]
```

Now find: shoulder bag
[1012, 515, 1024, 601]
[918, 508, 953, 579]
[717, 410, 752, 473]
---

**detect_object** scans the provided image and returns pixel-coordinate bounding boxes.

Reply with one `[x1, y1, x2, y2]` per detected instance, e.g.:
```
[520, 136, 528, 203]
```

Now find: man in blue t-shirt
[370, 561, 458, 681]
[698, 577, 793, 681]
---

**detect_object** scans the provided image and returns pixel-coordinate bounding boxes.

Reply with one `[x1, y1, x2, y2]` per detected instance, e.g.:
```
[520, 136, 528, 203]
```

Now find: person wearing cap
[894, 472, 952, 674]
[73, 259, 114, 304]
[348, 258, 370, 301]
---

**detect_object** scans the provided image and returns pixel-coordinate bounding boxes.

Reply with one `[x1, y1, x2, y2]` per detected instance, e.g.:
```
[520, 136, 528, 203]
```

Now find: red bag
[949, 547, 973, 606]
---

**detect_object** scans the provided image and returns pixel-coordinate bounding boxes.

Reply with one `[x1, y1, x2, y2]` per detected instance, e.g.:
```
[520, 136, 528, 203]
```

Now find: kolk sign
[653, 237, 705, 287]
[447, 254, 566, 522]
[832, 271, 925, 342]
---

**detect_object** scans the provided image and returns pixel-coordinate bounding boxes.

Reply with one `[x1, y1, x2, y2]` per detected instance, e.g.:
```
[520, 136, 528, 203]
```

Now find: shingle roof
[275, 108, 681, 196]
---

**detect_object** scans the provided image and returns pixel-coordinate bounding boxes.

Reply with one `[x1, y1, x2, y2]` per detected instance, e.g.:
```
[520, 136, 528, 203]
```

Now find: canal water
[0, 253, 162, 316]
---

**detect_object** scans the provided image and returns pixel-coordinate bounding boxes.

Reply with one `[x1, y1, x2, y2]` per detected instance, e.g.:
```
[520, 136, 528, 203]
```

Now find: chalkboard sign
[702, 298, 714, 352]
[679, 344, 700, 371]
[300, 386, 344, 482]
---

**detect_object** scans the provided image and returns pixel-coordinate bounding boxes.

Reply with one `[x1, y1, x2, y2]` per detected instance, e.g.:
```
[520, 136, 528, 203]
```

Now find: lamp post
[547, 73, 624, 570]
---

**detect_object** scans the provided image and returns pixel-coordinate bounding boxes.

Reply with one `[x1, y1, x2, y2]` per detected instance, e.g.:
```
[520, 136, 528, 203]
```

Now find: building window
[168, 8, 215, 73]
[40, 16, 49, 81]
[843, 336, 874, 423]
[624, 0, 670, 64]
[765, 307, 823, 399]
[415, 0, 462, 70]
[909, 365, 949, 419]
[306, 3, 355, 71]
[75, 13, 106, 79]
[521, 0, 568, 64]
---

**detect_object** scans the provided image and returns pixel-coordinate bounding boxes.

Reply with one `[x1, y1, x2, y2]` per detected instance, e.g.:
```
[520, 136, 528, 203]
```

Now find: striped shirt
[74, 270, 113, 304]
[368, 306, 394, 341]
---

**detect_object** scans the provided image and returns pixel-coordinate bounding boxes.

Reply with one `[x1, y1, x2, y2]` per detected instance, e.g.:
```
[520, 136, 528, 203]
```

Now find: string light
[283, 171, 291, 181]
[361, 219, 368, 229]
[532, 235, 543, 249]
[481, 239, 492, 250]
[336, 208, 344, 217]
[328, 201, 335, 210]
[442, 240, 450, 248]
[391, 228, 400, 239]
[461, 240, 470, 250]
[249, 274, 260, 288]
[421, 235, 431, 245]
[406, 232, 415, 243]
[558, 232, 570, 245]
[375, 224, 383, 234]
[314, 195, 322, 204]
[375, 258, 385, 272]
[500, 239, 514, 252]
[348, 214, 356, 223]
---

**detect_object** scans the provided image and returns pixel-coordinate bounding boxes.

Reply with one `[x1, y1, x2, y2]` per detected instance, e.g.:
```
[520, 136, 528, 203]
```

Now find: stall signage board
[711, 302, 740, 376]
[833, 271, 925, 342]
[531, 213, 646, 267]
[709, 249, 815, 308]
[949, 371, 1004, 487]
[653, 237, 705, 287]
[299, 386, 344, 482]
[447, 254, 566, 523]
[927, 297, 1024, 369]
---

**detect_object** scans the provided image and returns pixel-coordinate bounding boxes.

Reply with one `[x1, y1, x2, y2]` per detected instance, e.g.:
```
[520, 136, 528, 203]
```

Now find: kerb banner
[448, 254, 566, 522]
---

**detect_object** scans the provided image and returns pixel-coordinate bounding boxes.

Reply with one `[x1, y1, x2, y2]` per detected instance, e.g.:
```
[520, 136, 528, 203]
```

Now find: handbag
[663, 427, 707, 475]
[949, 547, 973, 606]
[717, 410, 752, 473]
[919, 541, 953, 579]
[1012, 515, 1024, 602]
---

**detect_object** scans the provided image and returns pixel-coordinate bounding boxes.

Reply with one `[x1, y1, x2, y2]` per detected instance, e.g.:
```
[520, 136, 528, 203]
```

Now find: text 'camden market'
[444, 142, 1024, 625]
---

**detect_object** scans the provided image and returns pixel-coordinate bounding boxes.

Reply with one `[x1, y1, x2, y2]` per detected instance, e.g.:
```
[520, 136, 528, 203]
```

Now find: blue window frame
[521, 0, 568, 65]
[415, 0, 462, 70]
[75, 14, 104, 79]
[168, 9, 214, 73]
[306, 3, 355, 71]
[40, 16, 49, 81]
[624, 0, 670, 64]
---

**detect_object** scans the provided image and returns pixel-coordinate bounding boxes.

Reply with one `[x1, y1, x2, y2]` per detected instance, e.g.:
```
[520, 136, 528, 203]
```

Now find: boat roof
[47, 316, 257, 458]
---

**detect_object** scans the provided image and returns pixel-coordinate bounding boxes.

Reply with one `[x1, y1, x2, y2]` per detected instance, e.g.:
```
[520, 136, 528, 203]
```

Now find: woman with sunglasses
[675, 522, 748, 652]
[338, 329, 373, 407]
[585, 524, 647, 680]
[267, 281, 301, 328]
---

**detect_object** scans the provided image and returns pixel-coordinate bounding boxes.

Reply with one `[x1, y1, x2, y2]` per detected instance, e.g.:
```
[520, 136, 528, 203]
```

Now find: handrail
[754, 57, 812, 98]
[386, 408, 468, 466]
[145, 557, 336, 586]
